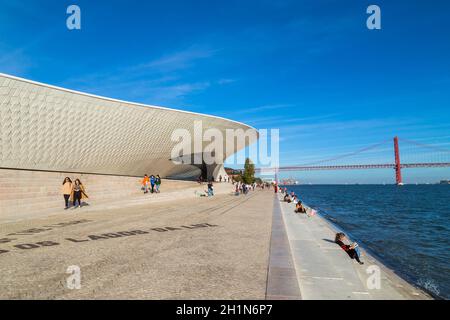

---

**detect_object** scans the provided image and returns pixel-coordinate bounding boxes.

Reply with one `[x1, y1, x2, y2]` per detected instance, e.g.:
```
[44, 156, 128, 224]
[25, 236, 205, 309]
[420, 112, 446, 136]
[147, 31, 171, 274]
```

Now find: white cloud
[131, 46, 218, 73]
[217, 78, 236, 85]
[62, 45, 220, 106]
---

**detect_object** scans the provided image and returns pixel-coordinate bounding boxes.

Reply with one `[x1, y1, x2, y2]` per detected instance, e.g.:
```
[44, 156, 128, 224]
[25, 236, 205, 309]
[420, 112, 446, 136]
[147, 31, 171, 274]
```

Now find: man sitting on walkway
[207, 181, 214, 196]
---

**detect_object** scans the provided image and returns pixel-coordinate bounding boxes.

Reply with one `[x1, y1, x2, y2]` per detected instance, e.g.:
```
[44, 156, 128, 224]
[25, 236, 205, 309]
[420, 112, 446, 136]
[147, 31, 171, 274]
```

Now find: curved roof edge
[0, 72, 257, 131]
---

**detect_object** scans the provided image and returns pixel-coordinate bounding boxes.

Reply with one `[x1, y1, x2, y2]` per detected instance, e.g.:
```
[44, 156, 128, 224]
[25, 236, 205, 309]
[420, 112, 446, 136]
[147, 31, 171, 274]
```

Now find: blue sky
[1, 0, 449, 183]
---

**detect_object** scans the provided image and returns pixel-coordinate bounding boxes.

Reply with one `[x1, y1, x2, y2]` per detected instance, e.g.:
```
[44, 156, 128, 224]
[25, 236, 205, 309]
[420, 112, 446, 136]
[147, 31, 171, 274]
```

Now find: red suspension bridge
[256, 137, 450, 185]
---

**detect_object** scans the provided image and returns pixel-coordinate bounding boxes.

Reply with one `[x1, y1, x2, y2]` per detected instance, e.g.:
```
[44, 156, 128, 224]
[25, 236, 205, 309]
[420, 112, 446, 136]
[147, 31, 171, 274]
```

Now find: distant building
[280, 178, 300, 185]
[225, 168, 244, 175]
[261, 178, 275, 184]
[224, 168, 244, 181]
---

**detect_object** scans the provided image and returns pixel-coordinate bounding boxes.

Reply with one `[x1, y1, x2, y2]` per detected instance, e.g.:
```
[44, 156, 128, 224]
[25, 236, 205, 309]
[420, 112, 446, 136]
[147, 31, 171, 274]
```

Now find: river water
[283, 184, 450, 299]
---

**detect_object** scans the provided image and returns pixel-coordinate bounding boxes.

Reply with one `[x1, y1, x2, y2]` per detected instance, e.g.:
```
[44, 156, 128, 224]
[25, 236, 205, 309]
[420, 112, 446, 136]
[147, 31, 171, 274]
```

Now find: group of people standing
[233, 181, 273, 195]
[197, 175, 231, 184]
[61, 177, 88, 209]
[234, 181, 257, 195]
[218, 175, 231, 183]
[61, 174, 161, 210]
[141, 174, 162, 194]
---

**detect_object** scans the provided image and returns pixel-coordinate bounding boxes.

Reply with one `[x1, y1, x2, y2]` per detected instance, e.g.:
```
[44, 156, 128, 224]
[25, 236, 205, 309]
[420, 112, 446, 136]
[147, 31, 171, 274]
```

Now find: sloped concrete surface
[278, 195, 432, 300]
[0, 189, 273, 299]
[265, 196, 301, 300]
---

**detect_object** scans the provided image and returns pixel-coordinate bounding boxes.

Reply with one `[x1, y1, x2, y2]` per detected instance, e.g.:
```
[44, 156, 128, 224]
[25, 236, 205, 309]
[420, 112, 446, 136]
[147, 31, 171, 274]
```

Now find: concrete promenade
[0, 187, 273, 299]
[0, 180, 233, 224]
[0, 184, 432, 299]
[277, 194, 432, 300]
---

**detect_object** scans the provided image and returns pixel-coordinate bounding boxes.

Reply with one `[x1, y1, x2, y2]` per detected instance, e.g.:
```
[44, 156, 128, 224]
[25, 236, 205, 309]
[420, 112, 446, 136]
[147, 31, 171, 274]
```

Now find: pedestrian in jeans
[61, 177, 73, 209]
[71, 179, 88, 208]
[207, 181, 214, 196]
[155, 175, 161, 193]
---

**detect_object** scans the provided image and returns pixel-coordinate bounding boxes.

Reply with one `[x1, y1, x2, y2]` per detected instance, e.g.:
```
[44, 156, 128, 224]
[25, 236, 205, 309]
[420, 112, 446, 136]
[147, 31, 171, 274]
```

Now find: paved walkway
[0, 182, 234, 224]
[0, 190, 273, 299]
[277, 195, 432, 300]
[265, 196, 301, 299]
[0, 188, 433, 300]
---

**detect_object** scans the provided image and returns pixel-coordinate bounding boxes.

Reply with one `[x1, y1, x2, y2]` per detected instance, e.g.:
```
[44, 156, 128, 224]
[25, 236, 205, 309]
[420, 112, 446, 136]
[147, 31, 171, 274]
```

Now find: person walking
[61, 177, 73, 209]
[155, 175, 161, 193]
[71, 179, 88, 208]
[142, 174, 150, 194]
[150, 175, 156, 193]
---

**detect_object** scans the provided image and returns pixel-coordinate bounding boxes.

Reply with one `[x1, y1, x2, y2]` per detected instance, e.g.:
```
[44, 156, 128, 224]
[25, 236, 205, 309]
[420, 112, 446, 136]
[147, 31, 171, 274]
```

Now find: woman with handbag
[71, 179, 89, 208]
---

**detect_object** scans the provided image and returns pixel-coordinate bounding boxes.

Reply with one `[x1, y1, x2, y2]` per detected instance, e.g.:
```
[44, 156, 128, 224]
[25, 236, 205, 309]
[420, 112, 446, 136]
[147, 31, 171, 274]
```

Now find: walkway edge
[277, 193, 433, 300]
[265, 194, 302, 300]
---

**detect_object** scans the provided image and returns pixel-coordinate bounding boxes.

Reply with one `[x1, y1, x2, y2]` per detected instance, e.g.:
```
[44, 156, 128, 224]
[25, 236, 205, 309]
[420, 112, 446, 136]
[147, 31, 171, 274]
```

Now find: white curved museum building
[0, 73, 257, 218]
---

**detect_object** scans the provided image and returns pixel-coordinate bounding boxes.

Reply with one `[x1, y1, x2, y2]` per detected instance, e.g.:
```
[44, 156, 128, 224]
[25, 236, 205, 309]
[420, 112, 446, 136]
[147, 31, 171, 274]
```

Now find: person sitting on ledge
[284, 194, 291, 203]
[295, 201, 307, 213]
[335, 232, 364, 265]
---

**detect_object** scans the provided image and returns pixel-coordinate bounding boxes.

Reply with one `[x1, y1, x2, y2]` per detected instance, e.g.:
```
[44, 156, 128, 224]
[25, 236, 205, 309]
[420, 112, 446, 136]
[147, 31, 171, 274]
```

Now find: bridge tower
[394, 136, 403, 185]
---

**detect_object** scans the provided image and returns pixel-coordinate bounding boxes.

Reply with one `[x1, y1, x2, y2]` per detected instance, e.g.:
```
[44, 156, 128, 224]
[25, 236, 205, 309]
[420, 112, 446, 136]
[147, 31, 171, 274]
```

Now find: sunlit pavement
[0, 190, 273, 299]
[278, 195, 432, 300]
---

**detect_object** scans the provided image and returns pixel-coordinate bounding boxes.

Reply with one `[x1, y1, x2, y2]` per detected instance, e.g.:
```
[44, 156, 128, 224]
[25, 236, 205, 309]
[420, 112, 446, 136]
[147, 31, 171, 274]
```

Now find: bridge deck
[257, 162, 450, 172]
